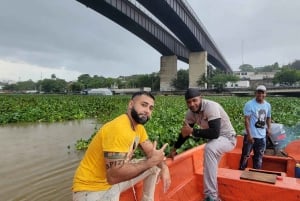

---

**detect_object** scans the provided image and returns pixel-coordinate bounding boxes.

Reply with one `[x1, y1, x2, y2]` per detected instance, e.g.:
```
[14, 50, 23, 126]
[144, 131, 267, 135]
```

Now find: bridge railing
[181, 0, 219, 50]
[181, 0, 231, 71]
[128, 0, 181, 41]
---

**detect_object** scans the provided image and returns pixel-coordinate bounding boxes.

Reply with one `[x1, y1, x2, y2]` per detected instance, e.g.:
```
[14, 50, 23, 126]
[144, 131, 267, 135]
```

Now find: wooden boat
[120, 135, 300, 201]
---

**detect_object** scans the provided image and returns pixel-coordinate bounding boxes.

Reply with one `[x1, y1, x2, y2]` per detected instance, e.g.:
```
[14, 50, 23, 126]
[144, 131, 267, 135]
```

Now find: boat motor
[266, 123, 287, 153]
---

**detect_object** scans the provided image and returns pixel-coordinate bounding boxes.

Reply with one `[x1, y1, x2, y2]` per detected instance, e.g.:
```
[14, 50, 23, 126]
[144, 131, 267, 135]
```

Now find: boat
[120, 135, 300, 201]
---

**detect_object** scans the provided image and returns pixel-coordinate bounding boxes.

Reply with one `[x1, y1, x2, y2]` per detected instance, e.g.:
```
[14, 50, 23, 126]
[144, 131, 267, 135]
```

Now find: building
[230, 71, 279, 89]
[83, 88, 113, 95]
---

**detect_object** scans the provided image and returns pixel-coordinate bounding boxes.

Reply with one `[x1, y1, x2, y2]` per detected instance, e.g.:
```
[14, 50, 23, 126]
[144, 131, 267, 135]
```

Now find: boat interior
[121, 136, 300, 201]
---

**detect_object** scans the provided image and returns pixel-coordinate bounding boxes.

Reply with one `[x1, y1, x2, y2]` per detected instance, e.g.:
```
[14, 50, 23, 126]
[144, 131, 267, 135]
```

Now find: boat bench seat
[216, 168, 300, 201]
[221, 151, 291, 175]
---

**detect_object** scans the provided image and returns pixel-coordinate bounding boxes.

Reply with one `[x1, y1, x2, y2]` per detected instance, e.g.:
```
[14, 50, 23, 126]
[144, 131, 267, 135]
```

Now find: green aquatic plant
[0, 94, 299, 154]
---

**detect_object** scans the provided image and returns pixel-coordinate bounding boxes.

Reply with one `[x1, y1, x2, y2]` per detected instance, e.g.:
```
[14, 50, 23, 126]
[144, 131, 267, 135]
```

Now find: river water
[0, 119, 98, 201]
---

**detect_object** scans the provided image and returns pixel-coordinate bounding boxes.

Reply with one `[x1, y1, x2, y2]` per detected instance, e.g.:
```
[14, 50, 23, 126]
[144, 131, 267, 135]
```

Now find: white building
[225, 80, 250, 88]
[84, 88, 113, 95]
[112, 87, 151, 95]
[234, 71, 277, 80]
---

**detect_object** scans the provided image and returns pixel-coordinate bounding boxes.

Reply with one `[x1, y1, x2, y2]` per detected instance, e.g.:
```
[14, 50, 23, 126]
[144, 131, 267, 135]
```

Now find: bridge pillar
[160, 55, 177, 91]
[189, 51, 207, 88]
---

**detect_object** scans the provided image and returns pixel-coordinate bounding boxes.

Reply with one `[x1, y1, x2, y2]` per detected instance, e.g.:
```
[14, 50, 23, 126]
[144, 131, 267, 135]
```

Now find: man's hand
[159, 165, 171, 193]
[147, 141, 168, 167]
[181, 121, 193, 138]
[247, 134, 254, 144]
[267, 128, 272, 137]
[168, 148, 177, 159]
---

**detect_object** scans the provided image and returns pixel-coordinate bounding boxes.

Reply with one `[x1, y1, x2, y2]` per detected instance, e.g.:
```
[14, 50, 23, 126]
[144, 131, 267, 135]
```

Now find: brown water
[0, 119, 98, 201]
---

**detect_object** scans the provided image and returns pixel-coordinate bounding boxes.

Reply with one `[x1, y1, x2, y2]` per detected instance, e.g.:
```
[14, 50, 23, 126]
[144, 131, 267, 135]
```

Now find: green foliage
[134, 73, 160, 91]
[3, 80, 36, 91]
[255, 62, 280, 72]
[171, 69, 189, 90]
[74, 95, 300, 155]
[200, 69, 239, 91]
[1, 94, 300, 156]
[75, 124, 99, 150]
[145, 96, 186, 153]
[209, 73, 239, 90]
[68, 81, 84, 92]
[197, 73, 207, 88]
[3, 72, 161, 93]
[273, 69, 300, 85]
[40, 78, 67, 93]
[290, 60, 300, 70]
[239, 64, 255, 72]
[0, 94, 128, 124]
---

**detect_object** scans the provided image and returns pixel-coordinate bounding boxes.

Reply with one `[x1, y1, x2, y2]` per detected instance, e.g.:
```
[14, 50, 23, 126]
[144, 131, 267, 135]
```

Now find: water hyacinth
[0, 94, 299, 155]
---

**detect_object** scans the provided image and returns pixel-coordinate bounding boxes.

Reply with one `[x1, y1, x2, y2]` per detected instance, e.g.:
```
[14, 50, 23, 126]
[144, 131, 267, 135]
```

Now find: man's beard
[131, 107, 149, 125]
[190, 106, 201, 113]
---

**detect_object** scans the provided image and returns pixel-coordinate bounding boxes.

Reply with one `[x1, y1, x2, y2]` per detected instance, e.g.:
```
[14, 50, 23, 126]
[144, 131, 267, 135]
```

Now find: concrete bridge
[76, 0, 232, 90]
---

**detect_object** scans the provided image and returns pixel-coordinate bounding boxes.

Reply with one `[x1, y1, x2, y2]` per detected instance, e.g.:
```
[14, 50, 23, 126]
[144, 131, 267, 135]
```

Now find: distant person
[239, 85, 272, 170]
[169, 88, 236, 201]
[72, 91, 171, 201]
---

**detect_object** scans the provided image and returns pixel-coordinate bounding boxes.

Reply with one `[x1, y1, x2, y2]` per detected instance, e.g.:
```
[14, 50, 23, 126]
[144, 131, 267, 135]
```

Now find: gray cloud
[0, 0, 299, 81]
[193, 0, 300, 67]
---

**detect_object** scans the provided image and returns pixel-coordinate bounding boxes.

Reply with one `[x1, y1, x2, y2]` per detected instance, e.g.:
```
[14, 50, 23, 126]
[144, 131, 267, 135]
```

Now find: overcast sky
[0, 0, 299, 82]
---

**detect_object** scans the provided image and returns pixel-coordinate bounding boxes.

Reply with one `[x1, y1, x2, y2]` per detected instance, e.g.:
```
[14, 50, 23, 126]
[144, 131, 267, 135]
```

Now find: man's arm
[171, 119, 220, 156]
[180, 118, 221, 139]
[245, 115, 251, 136]
[174, 133, 189, 149]
[245, 115, 254, 143]
[105, 141, 167, 185]
[191, 118, 221, 139]
[140, 140, 171, 193]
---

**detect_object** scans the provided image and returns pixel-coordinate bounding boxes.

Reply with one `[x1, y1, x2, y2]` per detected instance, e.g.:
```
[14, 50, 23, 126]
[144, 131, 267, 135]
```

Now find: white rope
[130, 179, 138, 201]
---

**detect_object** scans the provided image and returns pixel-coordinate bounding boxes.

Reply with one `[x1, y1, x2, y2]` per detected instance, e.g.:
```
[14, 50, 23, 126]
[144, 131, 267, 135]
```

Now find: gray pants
[73, 166, 161, 201]
[203, 136, 236, 200]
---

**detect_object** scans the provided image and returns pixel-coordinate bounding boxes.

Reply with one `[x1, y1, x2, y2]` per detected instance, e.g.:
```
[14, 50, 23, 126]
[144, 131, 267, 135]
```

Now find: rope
[130, 180, 138, 201]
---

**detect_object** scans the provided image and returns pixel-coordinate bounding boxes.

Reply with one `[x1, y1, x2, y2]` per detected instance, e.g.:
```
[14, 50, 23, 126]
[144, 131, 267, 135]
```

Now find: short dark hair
[131, 91, 155, 101]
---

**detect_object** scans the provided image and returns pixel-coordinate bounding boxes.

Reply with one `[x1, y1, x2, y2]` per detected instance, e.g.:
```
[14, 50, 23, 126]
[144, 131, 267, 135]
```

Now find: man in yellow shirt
[72, 91, 170, 201]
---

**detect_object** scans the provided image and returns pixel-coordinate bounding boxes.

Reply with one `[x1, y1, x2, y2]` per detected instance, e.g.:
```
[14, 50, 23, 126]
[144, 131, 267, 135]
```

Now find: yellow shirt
[72, 114, 148, 192]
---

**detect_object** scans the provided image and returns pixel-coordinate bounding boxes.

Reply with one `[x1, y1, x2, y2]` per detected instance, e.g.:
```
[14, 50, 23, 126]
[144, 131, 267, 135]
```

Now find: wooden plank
[248, 168, 282, 176]
[240, 170, 277, 184]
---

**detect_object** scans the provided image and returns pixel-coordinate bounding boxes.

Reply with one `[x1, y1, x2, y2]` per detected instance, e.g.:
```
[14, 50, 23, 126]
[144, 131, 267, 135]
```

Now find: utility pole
[241, 40, 244, 65]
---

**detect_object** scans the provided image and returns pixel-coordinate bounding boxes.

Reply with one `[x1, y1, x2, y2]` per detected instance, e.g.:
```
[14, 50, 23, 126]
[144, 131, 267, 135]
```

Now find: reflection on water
[0, 119, 98, 201]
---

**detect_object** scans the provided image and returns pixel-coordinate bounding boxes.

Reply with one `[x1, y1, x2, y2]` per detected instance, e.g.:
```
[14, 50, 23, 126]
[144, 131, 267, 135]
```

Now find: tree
[2, 80, 36, 91]
[171, 69, 188, 90]
[210, 74, 239, 91]
[68, 81, 84, 93]
[136, 74, 152, 88]
[40, 78, 67, 93]
[2, 83, 17, 91]
[291, 60, 300, 70]
[256, 62, 280, 72]
[239, 64, 254, 72]
[78, 74, 92, 89]
[17, 80, 36, 91]
[197, 73, 207, 88]
[273, 69, 300, 85]
[203, 69, 239, 92]
[89, 75, 109, 88]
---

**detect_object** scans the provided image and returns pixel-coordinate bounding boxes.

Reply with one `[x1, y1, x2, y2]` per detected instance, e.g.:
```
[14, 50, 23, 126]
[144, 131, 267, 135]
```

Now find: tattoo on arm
[104, 152, 127, 170]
